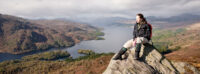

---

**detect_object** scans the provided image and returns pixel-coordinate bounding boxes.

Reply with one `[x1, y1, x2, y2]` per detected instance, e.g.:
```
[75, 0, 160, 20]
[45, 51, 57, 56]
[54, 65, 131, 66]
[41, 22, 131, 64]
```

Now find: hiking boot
[113, 47, 127, 60]
[134, 51, 140, 60]
[134, 43, 141, 60]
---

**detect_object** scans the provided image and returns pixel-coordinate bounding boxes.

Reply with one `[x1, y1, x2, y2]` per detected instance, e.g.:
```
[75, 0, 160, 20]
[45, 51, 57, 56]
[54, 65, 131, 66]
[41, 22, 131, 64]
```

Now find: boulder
[103, 43, 200, 74]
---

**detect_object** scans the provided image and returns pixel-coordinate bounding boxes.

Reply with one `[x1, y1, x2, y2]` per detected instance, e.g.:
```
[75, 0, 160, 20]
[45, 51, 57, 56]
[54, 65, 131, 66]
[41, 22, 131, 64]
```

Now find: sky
[0, 0, 200, 20]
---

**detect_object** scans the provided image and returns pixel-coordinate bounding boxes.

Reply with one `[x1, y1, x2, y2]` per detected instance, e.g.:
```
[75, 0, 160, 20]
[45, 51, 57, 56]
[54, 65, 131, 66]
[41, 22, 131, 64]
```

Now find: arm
[144, 24, 151, 40]
[133, 24, 137, 40]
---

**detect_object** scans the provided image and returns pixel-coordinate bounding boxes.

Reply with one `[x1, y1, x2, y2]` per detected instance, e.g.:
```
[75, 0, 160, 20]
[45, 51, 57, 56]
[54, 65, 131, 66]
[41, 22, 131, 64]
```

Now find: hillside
[164, 22, 200, 70]
[0, 50, 114, 74]
[0, 13, 104, 54]
[0, 44, 199, 74]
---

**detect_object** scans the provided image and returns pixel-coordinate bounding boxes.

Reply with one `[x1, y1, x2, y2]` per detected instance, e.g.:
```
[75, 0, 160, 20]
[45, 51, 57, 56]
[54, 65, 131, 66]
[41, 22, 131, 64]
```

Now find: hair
[136, 13, 147, 24]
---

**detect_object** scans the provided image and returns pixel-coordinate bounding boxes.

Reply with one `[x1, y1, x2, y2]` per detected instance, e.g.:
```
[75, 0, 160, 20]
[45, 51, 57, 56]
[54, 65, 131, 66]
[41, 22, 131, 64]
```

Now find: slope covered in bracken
[165, 22, 200, 70]
[0, 13, 103, 54]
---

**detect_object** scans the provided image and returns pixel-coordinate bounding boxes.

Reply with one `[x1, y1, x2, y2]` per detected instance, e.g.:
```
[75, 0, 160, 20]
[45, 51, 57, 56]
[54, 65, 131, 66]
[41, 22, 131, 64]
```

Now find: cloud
[0, 0, 200, 19]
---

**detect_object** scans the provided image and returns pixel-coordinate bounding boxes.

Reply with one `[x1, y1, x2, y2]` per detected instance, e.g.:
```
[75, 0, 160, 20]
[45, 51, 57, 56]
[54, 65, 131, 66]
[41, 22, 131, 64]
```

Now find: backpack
[147, 23, 153, 39]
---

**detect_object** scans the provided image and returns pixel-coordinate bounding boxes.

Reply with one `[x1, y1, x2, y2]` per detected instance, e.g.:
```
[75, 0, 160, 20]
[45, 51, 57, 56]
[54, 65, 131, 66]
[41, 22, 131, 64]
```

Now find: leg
[135, 43, 141, 60]
[113, 47, 127, 60]
[113, 39, 133, 60]
[134, 37, 149, 60]
[123, 39, 134, 49]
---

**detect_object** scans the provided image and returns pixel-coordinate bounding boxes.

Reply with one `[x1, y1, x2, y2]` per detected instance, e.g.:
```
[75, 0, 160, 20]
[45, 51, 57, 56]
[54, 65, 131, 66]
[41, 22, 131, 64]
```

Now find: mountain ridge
[0, 13, 103, 54]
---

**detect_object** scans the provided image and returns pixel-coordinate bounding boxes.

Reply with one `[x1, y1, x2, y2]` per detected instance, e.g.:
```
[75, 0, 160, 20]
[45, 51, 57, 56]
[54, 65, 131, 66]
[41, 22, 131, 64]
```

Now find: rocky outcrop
[171, 61, 200, 74]
[103, 43, 200, 74]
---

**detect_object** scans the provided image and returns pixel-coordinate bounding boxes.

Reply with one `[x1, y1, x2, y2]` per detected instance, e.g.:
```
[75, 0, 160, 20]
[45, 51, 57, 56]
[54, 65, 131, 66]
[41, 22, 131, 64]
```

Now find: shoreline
[0, 32, 105, 62]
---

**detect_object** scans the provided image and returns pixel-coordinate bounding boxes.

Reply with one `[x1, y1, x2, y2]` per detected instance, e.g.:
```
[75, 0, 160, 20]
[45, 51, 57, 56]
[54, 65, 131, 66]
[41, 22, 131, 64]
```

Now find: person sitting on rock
[113, 13, 152, 60]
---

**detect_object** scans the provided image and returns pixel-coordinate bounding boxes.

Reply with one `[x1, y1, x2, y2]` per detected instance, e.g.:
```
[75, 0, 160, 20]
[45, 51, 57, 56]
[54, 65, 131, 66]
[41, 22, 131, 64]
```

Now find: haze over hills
[0, 13, 104, 54]
[85, 13, 200, 28]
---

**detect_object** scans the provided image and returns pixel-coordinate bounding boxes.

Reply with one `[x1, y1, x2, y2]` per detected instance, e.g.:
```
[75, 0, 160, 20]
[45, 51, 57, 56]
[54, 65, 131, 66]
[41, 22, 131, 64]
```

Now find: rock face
[103, 43, 200, 74]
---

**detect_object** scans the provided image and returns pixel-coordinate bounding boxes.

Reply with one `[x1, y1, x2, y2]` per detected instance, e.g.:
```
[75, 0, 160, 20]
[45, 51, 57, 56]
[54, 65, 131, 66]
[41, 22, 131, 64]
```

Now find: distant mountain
[53, 13, 200, 27]
[75, 17, 131, 26]
[0, 13, 103, 54]
[147, 13, 200, 22]
[111, 13, 200, 29]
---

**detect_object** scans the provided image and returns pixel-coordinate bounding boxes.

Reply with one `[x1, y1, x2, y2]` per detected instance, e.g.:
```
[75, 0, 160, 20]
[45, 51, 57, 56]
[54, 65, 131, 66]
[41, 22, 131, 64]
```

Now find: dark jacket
[133, 23, 151, 41]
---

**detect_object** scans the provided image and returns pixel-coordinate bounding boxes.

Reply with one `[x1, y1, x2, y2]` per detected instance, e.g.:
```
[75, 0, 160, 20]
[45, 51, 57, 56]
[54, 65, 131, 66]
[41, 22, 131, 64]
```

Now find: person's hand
[132, 38, 137, 47]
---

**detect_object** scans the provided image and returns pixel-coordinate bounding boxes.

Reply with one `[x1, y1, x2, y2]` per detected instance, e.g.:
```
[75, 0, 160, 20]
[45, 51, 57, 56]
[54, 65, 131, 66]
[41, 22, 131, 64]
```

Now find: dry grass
[50, 54, 113, 74]
[0, 52, 114, 74]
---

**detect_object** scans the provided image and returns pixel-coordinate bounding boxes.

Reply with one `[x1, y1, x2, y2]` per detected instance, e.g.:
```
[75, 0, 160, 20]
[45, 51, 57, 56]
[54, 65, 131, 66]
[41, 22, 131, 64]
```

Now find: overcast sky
[0, 0, 200, 19]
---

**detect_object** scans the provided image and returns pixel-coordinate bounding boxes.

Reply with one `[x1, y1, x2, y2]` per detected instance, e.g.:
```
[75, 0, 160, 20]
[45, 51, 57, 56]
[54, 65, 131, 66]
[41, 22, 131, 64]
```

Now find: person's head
[136, 13, 147, 24]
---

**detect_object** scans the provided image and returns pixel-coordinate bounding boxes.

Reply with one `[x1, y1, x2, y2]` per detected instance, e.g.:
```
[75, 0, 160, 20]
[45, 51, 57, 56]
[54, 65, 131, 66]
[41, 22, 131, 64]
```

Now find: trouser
[113, 37, 149, 60]
[123, 37, 149, 50]
[123, 37, 149, 59]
